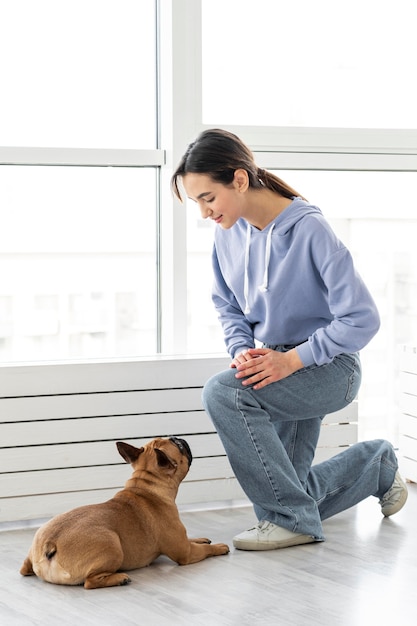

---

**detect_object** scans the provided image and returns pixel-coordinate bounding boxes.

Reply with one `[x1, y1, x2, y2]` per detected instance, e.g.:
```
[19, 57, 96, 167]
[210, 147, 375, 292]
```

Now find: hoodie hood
[269, 197, 323, 234]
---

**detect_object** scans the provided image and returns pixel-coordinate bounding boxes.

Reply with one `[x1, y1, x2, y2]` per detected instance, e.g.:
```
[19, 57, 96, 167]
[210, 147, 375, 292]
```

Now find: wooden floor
[1, 484, 416, 626]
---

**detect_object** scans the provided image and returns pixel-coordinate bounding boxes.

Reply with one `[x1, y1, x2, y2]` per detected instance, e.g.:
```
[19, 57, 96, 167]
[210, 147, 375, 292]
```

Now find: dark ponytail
[171, 128, 305, 201]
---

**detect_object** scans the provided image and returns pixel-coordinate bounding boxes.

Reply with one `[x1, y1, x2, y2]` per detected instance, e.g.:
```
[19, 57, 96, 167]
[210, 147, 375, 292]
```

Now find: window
[0, 0, 159, 362]
[0, 0, 156, 148]
[202, 0, 417, 129]
[0, 166, 157, 361]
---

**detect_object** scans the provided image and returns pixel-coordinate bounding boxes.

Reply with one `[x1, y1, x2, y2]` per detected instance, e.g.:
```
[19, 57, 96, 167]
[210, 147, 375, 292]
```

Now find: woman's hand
[230, 349, 254, 369]
[232, 348, 304, 390]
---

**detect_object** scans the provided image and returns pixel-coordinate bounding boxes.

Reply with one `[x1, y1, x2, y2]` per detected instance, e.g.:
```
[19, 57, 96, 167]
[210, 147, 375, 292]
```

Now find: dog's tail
[44, 541, 57, 560]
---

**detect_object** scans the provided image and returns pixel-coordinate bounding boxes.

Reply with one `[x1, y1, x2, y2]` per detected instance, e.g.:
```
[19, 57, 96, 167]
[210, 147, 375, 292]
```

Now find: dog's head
[116, 437, 192, 483]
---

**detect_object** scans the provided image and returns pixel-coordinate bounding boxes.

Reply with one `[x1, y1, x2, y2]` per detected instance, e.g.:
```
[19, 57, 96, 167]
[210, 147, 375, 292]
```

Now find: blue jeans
[202, 349, 399, 541]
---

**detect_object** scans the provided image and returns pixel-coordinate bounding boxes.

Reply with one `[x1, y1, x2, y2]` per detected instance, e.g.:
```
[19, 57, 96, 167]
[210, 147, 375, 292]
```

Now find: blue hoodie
[211, 197, 380, 367]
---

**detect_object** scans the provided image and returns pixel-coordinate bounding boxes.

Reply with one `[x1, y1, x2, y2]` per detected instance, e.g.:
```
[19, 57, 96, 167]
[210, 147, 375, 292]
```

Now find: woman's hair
[171, 128, 305, 201]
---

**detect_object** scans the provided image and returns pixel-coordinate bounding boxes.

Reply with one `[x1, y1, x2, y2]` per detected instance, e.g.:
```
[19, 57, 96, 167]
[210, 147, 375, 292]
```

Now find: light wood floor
[1, 484, 416, 626]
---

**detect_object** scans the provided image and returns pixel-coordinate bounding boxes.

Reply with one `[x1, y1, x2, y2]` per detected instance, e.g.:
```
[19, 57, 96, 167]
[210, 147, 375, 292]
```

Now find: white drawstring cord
[258, 223, 275, 292]
[243, 223, 251, 314]
[243, 222, 275, 313]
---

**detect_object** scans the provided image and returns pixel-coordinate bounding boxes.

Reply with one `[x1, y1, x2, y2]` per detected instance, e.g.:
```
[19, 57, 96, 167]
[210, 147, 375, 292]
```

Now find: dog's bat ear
[116, 441, 144, 464]
[154, 448, 177, 475]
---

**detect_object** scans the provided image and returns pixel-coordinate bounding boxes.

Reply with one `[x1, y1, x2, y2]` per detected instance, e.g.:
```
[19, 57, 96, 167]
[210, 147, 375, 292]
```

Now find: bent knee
[202, 369, 237, 411]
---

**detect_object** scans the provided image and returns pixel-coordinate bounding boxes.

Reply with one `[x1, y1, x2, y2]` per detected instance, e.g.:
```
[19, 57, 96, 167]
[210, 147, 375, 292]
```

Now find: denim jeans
[202, 349, 399, 541]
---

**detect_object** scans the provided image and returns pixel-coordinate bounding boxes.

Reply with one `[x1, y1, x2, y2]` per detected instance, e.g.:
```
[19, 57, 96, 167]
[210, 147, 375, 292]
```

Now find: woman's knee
[202, 369, 236, 413]
[353, 438, 397, 469]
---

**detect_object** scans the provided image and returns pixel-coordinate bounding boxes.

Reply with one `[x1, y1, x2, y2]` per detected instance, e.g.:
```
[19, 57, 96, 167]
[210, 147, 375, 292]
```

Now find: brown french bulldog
[20, 437, 229, 589]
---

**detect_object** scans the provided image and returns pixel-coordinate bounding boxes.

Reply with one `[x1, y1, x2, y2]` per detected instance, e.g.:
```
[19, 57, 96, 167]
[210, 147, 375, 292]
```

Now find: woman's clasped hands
[230, 348, 304, 390]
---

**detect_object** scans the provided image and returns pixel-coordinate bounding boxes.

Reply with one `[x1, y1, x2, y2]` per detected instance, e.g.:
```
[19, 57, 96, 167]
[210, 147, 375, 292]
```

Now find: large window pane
[186, 170, 417, 442]
[0, 166, 157, 361]
[0, 0, 156, 148]
[202, 0, 417, 129]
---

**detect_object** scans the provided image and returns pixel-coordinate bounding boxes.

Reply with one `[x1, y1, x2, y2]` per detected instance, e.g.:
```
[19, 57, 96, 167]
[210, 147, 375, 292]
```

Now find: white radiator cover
[399, 345, 417, 482]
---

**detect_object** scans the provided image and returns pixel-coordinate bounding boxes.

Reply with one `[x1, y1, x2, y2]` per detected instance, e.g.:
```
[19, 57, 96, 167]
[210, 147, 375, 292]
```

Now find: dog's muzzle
[169, 437, 193, 467]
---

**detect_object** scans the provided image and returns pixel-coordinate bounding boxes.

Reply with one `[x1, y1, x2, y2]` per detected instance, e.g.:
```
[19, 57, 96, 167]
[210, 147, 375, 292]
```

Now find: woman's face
[182, 172, 246, 230]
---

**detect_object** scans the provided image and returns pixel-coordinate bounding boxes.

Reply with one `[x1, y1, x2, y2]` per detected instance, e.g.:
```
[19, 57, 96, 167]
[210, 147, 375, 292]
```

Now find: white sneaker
[233, 520, 316, 551]
[379, 470, 408, 517]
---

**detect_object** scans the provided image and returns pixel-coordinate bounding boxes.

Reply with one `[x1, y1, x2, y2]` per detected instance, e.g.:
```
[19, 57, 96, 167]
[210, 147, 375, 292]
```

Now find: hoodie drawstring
[243, 222, 275, 314]
[243, 223, 252, 314]
[258, 223, 275, 293]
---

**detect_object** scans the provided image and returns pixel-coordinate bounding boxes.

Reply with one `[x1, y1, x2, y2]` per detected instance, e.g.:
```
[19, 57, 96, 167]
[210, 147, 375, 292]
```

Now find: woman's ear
[233, 168, 249, 192]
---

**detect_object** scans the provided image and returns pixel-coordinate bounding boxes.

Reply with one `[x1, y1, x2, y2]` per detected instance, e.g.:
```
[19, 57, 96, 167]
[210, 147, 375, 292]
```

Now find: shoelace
[249, 521, 272, 533]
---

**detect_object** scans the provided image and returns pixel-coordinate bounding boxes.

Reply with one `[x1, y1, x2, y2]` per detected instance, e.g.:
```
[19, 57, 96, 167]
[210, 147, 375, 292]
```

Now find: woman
[172, 128, 407, 550]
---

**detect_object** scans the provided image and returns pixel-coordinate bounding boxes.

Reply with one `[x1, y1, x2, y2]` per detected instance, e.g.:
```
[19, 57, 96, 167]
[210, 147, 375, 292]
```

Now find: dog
[20, 437, 229, 589]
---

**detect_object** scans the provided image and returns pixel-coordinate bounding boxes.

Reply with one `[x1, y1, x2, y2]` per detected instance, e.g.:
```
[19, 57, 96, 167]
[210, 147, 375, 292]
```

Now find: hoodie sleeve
[295, 244, 380, 367]
[211, 245, 255, 358]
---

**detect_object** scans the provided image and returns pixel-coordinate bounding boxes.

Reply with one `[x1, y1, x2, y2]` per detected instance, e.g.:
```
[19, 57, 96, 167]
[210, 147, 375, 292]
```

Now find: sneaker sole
[233, 534, 316, 551]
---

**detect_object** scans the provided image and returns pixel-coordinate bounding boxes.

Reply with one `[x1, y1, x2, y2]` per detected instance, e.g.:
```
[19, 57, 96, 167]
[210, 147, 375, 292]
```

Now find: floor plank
[1, 484, 416, 626]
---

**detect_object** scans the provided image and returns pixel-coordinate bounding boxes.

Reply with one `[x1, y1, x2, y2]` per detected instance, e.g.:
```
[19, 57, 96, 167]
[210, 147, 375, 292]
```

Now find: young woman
[172, 128, 407, 550]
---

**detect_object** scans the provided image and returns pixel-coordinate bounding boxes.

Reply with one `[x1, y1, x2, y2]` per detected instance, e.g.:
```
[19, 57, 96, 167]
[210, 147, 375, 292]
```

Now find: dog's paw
[212, 542, 230, 555]
[190, 537, 212, 544]
[84, 572, 132, 589]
